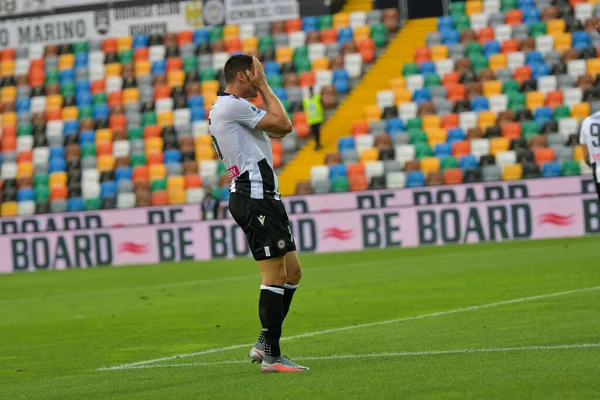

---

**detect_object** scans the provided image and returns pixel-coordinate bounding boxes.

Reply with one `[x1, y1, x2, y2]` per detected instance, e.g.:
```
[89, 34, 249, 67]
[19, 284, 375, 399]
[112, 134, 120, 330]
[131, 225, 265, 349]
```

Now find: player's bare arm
[246, 57, 292, 136]
[582, 144, 591, 167]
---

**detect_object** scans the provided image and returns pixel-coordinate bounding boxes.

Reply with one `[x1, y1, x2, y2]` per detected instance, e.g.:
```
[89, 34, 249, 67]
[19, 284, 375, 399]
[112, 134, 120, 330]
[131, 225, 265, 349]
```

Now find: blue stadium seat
[187, 96, 204, 108]
[49, 147, 65, 160]
[132, 34, 149, 49]
[63, 120, 79, 135]
[273, 87, 287, 101]
[337, 27, 353, 43]
[412, 88, 430, 103]
[387, 118, 405, 133]
[79, 131, 96, 145]
[76, 92, 93, 107]
[434, 143, 452, 158]
[164, 150, 181, 164]
[100, 182, 117, 199]
[440, 29, 459, 45]
[338, 137, 355, 151]
[329, 164, 347, 179]
[525, 51, 543, 65]
[484, 40, 500, 57]
[67, 197, 84, 212]
[573, 31, 590, 50]
[419, 62, 436, 75]
[333, 69, 350, 94]
[518, 0, 534, 7]
[534, 107, 552, 124]
[302, 16, 319, 32]
[17, 188, 35, 202]
[437, 16, 454, 31]
[531, 63, 549, 79]
[115, 167, 132, 182]
[459, 155, 478, 171]
[220, 187, 231, 201]
[522, 7, 540, 23]
[16, 98, 30, 113]
[93, 104, 110, 120]
[151, 60, 167, 76]
[49, 158, 66, 173]
[193, 29, 209, 45]
[471, 96, 489, 112]
[264, 61, 281, 77]
[59, 70, 75, 85]
[541, 161, 561, 177]
[190, 107, 206, 122]
[406, 171, 425, 187]
[447, 128, 465, 142]
[74, 53, 88, 69]
[76, 80, 90, 93]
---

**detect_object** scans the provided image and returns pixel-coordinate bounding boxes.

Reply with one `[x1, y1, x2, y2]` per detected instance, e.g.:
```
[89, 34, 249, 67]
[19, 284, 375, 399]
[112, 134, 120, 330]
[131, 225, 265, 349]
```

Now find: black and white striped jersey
[209, 92, 280, 200]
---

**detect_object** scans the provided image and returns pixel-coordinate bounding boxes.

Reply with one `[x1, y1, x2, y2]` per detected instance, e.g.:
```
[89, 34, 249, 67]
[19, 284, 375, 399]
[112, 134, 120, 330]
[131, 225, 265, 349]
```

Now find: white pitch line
[106, 343, 600, 370]
[97, 285, 600, 371]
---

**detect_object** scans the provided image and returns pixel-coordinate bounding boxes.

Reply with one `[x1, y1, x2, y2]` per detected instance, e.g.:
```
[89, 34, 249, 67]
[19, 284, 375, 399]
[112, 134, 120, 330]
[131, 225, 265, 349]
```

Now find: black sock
[258, 283, 298, 345]
[258, 285, 284, 358]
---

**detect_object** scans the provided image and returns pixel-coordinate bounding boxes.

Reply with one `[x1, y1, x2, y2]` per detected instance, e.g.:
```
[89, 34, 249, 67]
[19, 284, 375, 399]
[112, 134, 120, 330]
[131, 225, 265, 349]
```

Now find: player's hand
[246, 56, 268, 89]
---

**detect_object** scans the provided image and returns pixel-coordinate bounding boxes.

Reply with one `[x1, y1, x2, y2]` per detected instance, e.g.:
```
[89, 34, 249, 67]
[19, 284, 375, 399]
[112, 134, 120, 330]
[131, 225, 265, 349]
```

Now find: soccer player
[208, 55, 308, 373]
[579, 112, 600, 201]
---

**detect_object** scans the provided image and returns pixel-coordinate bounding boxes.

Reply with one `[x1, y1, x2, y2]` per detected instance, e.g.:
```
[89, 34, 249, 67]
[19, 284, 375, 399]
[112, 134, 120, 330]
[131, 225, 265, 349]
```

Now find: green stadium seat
[502, 80, 520, 94]
[79, 106, 93, 119]
[258, 35, 274, 53]
[151, 179, 167, 192]
[553, 105, 570, 120]
[470, 54, 489, 73]
[409, 129, 428, 144]
[119, 50, 133, 64]
[449, 1, 465, 18]
[415, 142, 433, 158]
[466, 42, 483, 57]
[18, 123, 32, 136]
[454, 14, 470, 31]
[403, 63, 419, 76]
[370, 23, 388, 48]
[501, 0, 517, 11]
[522, 121, 540, 135]
[331, 176, 349, 192]
[440, 156, 458, 170]
[142, 112, 157, 127]
[267, 75, 283, 88]
[72, 41, 88, 54]
[561, 160, 580, 176]
[200, 68, 217, 81]
[319, 14, 333, 30]
[508, 92, 526, 111]
[61, 82, 76, 98]
[81, 144, 96, 158]
[294, 57, 312, 73]
[529, 22, 546, 38]
[128, 127, 143, 141]
[93, 93, 107, 106]
[34, 174, 49, 189]
[209, 26, 223, 42]
[85, 198, 101, 211]
[35, 186, 50, 203]
[424, 74, 441, 87]
[45, 70, 59, 85]
[183, 57, 197, 73]
[131, 153, 146, 167]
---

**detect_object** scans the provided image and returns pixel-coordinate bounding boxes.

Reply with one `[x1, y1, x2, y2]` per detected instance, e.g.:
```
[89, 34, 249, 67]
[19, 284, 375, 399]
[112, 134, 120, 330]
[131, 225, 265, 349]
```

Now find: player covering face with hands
[208, 55, 308, 373]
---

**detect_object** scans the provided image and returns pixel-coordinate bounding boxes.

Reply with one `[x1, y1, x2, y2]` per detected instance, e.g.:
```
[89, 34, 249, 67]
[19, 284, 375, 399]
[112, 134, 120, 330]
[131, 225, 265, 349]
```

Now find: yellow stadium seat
[157, 111, 174, 127]
[389, 77, 406, 91]
[149, 164, 166, 181]
[333, 12, 350, 29]
[394, 88, 411, 104]
[168, 189, 186, 205]
[483, 80, 502, 97]
[97, 156, 115, 172]
[430, 45, 448, 61]
[1, 60, 14, 77]
[422, 115, 441, 130]
[196, 145, 216, 160]
[526, 91, 544, 110]
[168, 70, 185, 88]
[95, 129, 113, 144]
[588, 58, 600, 76]
[2, 112, 16, 124]
[552, 32, 572, 51]
[312, 57, 330, 71]
[203, 92, 218, 109]
[478, 111, 496, 131]
[223, 24, 239, 41]
[49, 171, 67, 187]
[46, 95, 63, 110]
[118, 36, 133, 52]
[426, 128, 447, 146]
[167, 176, 185, 191]
[202, 80, 220, 94]
[17, 162, 34, 177]
[242, 37, 258, 52]
[360, 148, 379, 163]
[571, 103, 591, 121]
[62, 106, 79, 121]
[105, 63, 122, 78]
[1, 86, 16, 102]
[275, 47, 293, 64]
[364, 105, 381, 121]
[146, 137, 164, 153]
[488, 54, 507, 71]
[135, 60, 151, 77]
[1, 202, 17, 217]
[490, 137, 509, 155]
[420, 157, 441, 174]
[58, 54, 75, 71]
[465, 0, 483, 16]
[503, 164, 523, 180]
[546, 19, 565, 35]
[353, 25, 370, 42]
[123, 88, 140, 104]
[196, 134, 213, 147]
[574, 145, 584, 161]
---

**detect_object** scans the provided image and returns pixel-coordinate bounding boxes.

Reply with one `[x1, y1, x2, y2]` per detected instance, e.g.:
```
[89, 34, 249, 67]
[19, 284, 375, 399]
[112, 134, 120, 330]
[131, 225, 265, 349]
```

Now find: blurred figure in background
[303, 87, 324, 151]
[201, 188, 220, 220]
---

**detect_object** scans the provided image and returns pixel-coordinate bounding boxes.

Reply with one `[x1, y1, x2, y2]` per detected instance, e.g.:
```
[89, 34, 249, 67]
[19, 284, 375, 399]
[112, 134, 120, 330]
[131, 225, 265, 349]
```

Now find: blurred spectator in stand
[201, 188, 220, 220]
[303, 87, 325, 150]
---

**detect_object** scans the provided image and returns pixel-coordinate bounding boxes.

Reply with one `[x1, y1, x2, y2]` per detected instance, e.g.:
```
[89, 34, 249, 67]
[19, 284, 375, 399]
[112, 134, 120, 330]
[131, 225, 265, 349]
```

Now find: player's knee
[287, 266, 302, 285]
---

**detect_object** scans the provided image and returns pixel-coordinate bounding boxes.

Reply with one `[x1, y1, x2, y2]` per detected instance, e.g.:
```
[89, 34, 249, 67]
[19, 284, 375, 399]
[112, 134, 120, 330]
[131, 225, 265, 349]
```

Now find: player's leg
[593, 163, 600, 203]
[282, 251, 302, 320]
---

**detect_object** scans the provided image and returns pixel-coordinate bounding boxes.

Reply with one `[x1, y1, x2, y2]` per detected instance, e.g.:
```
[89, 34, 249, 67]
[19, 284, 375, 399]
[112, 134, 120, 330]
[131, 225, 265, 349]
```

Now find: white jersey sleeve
[580, 113, 600, 165]
[226, 98, 267, 129]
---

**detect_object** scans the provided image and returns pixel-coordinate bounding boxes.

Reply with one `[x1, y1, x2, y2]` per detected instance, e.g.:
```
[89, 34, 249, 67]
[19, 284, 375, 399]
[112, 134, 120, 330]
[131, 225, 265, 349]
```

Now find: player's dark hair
[224, 54, 253, 84]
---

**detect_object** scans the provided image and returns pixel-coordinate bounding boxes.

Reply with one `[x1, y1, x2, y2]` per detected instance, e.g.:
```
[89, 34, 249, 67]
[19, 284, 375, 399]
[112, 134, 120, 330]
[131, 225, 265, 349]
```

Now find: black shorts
[593, 163, 600, 202]
[228, 193, 296, 261]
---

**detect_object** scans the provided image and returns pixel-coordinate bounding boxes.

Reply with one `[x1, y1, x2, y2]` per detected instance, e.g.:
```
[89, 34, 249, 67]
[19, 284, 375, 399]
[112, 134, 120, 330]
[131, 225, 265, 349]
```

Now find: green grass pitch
[1, 237, 599, 399]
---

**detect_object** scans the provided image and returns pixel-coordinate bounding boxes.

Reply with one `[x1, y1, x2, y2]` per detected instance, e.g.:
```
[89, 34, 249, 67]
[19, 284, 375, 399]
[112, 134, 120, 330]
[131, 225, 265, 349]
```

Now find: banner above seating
[222, 0, 299, 24]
